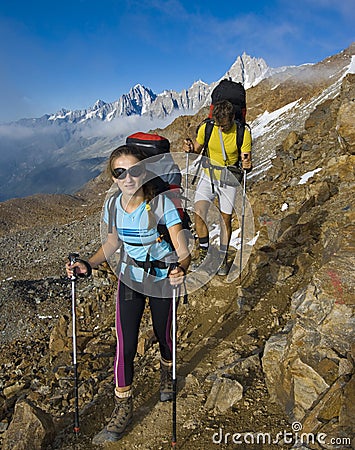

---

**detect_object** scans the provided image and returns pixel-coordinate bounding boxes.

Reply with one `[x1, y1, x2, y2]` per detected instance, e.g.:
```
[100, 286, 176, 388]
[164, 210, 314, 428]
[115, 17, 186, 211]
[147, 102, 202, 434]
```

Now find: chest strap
[122, 249, 176, 277]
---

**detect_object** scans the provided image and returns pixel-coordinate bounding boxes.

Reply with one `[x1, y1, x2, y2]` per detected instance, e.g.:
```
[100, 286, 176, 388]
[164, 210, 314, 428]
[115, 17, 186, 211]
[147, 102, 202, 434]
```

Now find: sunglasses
[112, 165, 144, 180]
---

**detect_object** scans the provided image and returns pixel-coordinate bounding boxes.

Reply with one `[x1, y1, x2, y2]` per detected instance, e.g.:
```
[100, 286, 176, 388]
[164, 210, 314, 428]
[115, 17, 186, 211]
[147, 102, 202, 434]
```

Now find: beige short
[194, 170, 238, 215]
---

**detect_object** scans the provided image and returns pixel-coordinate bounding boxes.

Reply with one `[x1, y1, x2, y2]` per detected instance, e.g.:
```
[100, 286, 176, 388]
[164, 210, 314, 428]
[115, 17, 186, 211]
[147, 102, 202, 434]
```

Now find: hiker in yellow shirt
[183, 100, 252, 275]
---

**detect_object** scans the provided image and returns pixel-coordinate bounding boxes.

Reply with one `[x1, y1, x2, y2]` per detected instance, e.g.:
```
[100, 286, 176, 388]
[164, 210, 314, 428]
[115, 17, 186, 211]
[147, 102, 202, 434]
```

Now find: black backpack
[210, 78, 246, 123]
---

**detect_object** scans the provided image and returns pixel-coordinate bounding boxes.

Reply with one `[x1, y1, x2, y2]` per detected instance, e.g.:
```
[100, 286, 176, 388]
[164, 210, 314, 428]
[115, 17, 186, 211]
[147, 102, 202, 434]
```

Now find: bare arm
[88, 231, 121, 268]
[66, 231, 121, 277]
[167, 223, 191, 284]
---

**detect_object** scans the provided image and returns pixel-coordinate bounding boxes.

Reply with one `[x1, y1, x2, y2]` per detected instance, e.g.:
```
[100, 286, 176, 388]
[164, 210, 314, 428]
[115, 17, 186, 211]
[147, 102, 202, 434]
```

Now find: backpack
[107, 132, 191, 246]
[126, 132, 181, 189]
[210, 78, 246, 123]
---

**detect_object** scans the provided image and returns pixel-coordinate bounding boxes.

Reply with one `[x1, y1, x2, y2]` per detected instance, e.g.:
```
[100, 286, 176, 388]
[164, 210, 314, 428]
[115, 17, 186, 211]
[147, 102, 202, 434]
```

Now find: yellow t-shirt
[196, 122, 251, 167]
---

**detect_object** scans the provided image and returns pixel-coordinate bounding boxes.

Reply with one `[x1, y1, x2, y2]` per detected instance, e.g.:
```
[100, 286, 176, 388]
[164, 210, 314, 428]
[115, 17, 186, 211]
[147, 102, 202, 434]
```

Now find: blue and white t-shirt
[103, 193, 181, 281]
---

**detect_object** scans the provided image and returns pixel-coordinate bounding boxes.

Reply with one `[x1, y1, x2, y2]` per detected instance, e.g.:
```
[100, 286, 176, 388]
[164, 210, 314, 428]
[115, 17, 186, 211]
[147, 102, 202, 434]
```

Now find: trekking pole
[239, 171, 247, 278]
[171, 284, 178, 447]
[184, 150, 189, 210]
[69, 252, 80, 436]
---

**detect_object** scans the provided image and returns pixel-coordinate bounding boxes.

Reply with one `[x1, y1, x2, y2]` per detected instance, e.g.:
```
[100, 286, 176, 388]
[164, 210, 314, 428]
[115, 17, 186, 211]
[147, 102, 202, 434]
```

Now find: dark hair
[107, 145, 157, 228]
[212, 100, 235, 124]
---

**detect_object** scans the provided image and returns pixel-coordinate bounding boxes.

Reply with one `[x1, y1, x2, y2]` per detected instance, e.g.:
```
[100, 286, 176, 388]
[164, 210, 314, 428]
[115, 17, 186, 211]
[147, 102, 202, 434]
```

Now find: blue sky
[0, 0, 354, 123]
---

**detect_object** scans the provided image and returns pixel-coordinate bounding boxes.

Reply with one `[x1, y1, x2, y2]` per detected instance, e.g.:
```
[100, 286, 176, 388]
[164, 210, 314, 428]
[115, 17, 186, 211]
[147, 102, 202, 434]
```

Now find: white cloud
[0, 123, 58, 140]
[75, 113, 179, 140]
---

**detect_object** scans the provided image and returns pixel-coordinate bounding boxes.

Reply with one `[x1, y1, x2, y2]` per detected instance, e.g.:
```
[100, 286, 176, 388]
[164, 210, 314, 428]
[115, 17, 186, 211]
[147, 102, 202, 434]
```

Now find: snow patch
[251, 100, 300, 139]
[298, 168, 322, 185]
[210, 224, 259, 250]
[230, 230, 260, 249]
[347, 56, 355, 74]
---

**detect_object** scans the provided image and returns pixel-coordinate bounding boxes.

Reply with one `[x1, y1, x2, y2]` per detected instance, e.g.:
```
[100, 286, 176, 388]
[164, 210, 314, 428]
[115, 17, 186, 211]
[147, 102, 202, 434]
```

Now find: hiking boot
[106, 393, 133, 435]
[92, 392, 133, 445]
[217, 256, 229, 276]
[191, 247, 208, 270]
[160, 360, 173, 402]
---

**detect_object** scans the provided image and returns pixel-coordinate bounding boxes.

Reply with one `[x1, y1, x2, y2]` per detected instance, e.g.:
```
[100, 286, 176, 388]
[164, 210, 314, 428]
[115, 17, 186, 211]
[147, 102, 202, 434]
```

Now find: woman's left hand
[168, 266, 186, 286]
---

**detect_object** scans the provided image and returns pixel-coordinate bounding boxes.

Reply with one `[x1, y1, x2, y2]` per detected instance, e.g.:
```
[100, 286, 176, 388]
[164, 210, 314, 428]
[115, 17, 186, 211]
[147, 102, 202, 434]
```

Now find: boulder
[283, 131, 300, 152]
[2, 399, 55, 450]
[205, 377, 243, 412]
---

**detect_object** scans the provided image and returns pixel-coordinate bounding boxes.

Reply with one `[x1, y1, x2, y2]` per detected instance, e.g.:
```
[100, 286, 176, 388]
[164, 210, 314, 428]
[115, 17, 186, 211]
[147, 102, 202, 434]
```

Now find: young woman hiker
[65, 145, 191, 443]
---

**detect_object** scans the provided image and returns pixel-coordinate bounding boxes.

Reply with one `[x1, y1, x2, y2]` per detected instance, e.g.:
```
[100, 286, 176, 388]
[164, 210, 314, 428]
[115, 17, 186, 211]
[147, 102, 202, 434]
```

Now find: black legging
[114, 279, 173, 387]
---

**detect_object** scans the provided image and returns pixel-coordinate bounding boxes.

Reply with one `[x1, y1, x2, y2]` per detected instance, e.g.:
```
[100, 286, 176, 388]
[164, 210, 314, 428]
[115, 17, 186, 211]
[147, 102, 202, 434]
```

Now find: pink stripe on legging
[114, 278, 126, 387]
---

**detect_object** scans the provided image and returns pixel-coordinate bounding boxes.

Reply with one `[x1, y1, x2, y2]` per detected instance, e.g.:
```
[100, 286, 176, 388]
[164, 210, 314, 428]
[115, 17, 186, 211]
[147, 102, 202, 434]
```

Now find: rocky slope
[0, 48, 354, 449]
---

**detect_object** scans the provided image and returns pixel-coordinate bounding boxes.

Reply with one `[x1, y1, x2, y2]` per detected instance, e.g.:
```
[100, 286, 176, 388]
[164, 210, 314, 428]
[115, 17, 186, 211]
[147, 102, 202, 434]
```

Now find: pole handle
[68, 253, 79, 280]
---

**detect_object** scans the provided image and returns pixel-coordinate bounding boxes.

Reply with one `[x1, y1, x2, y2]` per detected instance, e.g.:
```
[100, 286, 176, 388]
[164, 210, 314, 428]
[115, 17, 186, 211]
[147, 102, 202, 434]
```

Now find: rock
[3, 383, 27, 399]
[269, 262, 294, 283]
[336, 74, 355, 153]
[316, 358, 339, 385]
[327, 154, 355, 182]
[2, 399, 55, 450]
[0, 420, 8, 432]
[309, 181, 331, 205]
[339, 373, 355, 432]
[205, 377, 243, 412]
[338, 357, 353, 376]
[301, 376, 346, 433]
[258, 215, 281, 242]
[137, 329, 157, 355]
[49, 316, 69, 357]
[291, 358, 329, 413]
[262, 192, 355, 432]
[283, 131, 300, 152]
[262, 333, 288, 403]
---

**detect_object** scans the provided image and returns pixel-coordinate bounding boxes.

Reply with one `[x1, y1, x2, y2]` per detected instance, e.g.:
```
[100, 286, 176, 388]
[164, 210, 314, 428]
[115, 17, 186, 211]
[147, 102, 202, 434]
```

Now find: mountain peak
[93, 99, 106, 109]
[130, 83, 152, 93]
[190, 79, 209, 88]
[223, 53, 269, 88]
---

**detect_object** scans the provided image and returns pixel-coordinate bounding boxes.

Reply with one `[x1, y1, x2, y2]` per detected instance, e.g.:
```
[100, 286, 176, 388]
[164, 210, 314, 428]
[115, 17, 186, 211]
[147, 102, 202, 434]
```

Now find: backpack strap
[202, 119, 214, 157]
[122, 251, 171, 277]
[107, 190, 120, 234]
[199, 119, 216, 193]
